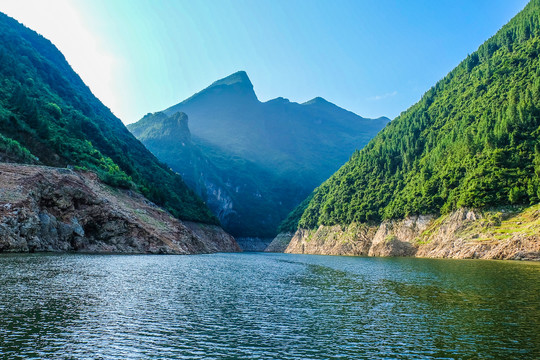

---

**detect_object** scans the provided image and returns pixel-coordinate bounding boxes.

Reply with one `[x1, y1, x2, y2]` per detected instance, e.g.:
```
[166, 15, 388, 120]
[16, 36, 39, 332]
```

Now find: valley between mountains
[127, 71, 388, 250]
[1, 1, 540, 260]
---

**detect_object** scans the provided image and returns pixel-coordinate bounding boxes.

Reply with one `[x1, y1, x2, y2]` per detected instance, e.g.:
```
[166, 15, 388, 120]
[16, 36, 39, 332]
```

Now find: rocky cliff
[0, 163, 240, 254]
[282, 207, 540, 260]
[264, 232, 295, 253]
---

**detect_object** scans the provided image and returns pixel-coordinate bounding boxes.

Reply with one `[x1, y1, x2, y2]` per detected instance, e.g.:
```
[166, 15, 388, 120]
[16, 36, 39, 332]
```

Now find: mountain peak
[302, 97, 343, 111]
[210, 71, 253, 88]
[302, 97, 330, 106]
[266, 96, 290, 104]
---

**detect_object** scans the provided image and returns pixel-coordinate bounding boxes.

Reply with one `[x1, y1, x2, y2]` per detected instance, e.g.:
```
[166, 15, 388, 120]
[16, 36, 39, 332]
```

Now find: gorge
[1, 2, 540, 259]
[128, 72, 388, 249]
[1, 2, 539, 359]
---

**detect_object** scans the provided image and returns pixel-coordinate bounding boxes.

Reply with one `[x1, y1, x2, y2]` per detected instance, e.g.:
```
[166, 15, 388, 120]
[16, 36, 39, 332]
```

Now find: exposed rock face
[0, 163, 240, 254]
[368, 215, 434, 257]
[285, 223, 376, 256]
[203, 180, 235, 225]
[284, 208, 540, 260]
[183, 221, 240, 253]
[414, 209, 540, 260]
[264, 232, 294, 252]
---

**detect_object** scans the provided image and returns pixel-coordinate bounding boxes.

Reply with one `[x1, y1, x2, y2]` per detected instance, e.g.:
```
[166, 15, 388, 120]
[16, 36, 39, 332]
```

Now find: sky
[0, 0, 530, 124]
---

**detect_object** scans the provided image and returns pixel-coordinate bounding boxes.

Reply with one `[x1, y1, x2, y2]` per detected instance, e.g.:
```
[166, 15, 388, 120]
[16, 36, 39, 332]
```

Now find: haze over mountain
[161, 71, 389, 183]
[129, 72, 389, 241]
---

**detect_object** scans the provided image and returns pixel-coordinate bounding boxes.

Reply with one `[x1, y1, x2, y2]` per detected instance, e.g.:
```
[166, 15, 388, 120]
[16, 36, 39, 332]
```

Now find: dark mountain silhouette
[129, 72, 388, 240]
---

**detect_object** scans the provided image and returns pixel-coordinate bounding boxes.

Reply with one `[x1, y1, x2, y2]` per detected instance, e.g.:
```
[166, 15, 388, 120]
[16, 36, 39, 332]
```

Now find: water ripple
[0, 253, 538, 359]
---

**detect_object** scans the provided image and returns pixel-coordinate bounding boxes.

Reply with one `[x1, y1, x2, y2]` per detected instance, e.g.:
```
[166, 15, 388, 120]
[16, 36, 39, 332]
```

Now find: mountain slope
[0, 163, 239, 254]
[129, 111, 307, 238]
[0, 12, 216, 224]
[129, 72, 388, 238]
[161, 71, 389, 186]
[292, 0, 540, 231]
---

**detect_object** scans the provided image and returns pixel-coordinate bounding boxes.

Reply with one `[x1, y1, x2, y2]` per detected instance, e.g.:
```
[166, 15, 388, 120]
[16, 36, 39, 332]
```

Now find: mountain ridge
[129, 71, 389, 238]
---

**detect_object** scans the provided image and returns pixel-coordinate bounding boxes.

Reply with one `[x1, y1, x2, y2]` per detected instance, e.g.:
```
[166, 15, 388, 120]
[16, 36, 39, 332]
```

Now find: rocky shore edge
[267, 207, 540, 261]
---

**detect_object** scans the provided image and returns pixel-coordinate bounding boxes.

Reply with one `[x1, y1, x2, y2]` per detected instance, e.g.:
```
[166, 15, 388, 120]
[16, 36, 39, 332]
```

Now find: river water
[0, 253, 538, 359]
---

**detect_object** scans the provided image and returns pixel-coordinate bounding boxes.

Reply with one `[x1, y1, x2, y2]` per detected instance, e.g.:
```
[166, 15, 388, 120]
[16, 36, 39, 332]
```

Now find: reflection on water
[0, 253, 538, 359]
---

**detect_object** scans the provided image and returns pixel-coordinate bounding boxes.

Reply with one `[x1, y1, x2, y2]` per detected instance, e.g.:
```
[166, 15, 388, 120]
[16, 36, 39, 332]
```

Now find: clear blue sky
[1, 0, 530, 123]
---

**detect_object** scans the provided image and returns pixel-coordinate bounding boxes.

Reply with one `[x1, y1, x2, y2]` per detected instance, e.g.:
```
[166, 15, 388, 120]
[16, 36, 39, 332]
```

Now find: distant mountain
[162, 71, 389, 184]
[0, 12, 216, 224]
[129, 72, 388, 239]
[289, 0, 540, 232]
[129, 111, 303, 239]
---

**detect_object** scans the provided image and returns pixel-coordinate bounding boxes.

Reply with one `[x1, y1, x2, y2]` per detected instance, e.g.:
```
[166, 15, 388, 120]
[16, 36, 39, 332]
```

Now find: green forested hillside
[293, 0, 540, 230]
[0, 12, 216, 224]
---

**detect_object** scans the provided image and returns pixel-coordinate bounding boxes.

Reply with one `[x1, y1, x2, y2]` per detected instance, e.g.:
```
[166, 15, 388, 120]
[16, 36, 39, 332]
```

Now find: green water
[0, 253, 538, 359]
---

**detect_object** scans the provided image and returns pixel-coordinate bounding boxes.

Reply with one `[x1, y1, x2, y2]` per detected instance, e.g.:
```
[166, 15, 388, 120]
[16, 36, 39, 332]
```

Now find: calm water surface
[0, 253, 538, 359]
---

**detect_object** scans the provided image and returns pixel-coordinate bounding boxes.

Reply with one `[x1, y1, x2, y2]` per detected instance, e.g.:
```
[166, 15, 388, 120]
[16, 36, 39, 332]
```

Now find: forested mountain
[287, 0, 540, 231]
[0, 12, 216, 224]
[129, 72, 388, 238]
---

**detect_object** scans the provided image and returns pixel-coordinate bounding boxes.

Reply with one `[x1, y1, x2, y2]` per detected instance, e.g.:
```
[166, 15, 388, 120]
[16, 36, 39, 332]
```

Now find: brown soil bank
[0, 163, 240, 254]
[283, 207, 540, 261]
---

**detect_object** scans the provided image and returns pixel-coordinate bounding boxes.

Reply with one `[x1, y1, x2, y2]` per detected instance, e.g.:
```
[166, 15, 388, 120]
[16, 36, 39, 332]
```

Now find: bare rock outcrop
[368, 215, 434, 257]
[264, 232, 295, 252]
[0, 163, 240, 254]
[284, 207, 540, 261]
[415, 209, 540, 260]
[285, 223, 377, 256]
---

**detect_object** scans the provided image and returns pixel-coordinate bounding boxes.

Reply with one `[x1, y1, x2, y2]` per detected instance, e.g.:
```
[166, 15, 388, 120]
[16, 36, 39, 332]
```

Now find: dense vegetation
[0, 133, 38, 164]
[130, 72, 388, 238]
[0, 12, 217, 223]
[277, 193, 313, 233]
[291, 0, 540, 230]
